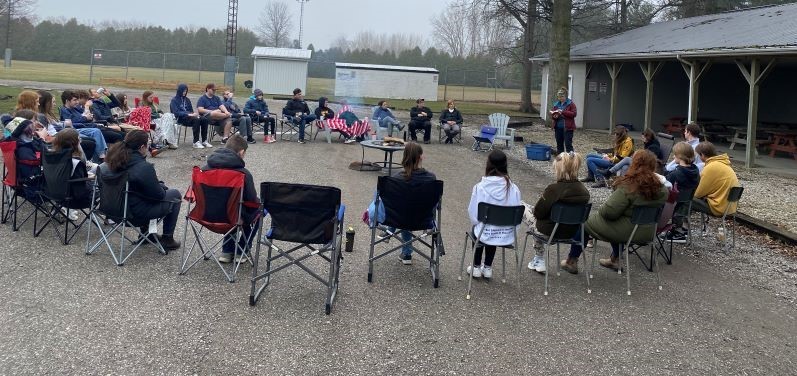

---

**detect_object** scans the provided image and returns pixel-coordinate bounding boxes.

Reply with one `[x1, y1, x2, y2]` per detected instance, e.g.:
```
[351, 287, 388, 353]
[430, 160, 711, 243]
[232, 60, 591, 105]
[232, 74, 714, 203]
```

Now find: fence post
[89, 48, 95, 84]
[443, 66, 448, 101]
[125, 51, 130, 80]
[162, 53, 166, 81]
[198, 55, 202, 83]
[494, 67, 498, 102]
[462, 70, 466, 101]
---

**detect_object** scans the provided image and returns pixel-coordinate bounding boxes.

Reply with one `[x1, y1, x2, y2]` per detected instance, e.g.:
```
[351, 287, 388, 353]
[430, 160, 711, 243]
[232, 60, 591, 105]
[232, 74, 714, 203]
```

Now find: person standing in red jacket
[549, 87, 577, 154]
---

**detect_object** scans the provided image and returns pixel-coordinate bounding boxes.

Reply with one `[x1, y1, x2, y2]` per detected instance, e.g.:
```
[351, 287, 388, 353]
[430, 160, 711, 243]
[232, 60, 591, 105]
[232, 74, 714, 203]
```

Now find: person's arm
[136, 163, 166, 201]
[598, 187, 630, 221]
[410, 107, 420, 120]
[533, 184, 558, 221]
[612, 138, 634, 163]
[196, 96, 208, 115]
[454, 110, 463, 124]
[170, 97, 187, 118]
[243, 100, 257, 115]
[108, 93, 120, 109]
[426, 107, 434, 120]
[561, 102, 577, 119]
[467, 185, 480, 226]
[302, 102, 311, 114]
[693, 165, 713, 199]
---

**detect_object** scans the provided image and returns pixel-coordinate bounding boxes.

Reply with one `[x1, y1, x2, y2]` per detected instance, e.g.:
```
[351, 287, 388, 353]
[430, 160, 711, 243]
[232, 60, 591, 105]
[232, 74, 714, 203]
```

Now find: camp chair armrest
[243, 200, 260, 209]
[337, 204, 346, 222]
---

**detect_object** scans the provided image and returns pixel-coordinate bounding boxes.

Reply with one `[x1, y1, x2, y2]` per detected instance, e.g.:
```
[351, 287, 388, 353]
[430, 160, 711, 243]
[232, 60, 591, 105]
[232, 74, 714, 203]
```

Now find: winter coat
[468, 176, 523, 246]
[550, 99, 577, 131]
[610, 136, 634, 164]
[439, 108, 463, 124]
[314, 97, 335, 120]
[665, 138, 704, 172]
[410, 106, 433, 124]
[59, 107, 95, 128]
[203, 147, 259, 223]
[585, 184, 668, 244]
[170, 84, 195, 121]
[90, 94, 120, 123]
[98, 152, 173, 224]
[693, 154, 739, 216]
[665, 163, 700, 192]
[244, 96, 270, 117]
[533, 180, 590, 238]
[644, 137, 664, 162]
[284, 98, 310, 116]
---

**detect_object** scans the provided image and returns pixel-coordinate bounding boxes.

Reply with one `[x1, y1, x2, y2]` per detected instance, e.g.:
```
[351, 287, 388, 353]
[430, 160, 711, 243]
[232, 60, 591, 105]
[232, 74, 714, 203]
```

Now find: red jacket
[550, 99, 577, 131]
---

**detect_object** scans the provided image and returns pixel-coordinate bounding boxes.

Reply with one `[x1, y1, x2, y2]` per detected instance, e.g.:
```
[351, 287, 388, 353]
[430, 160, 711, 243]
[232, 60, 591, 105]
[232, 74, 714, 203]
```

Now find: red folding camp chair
[179, 166, 261, 282]
[1, 140, 42, 232]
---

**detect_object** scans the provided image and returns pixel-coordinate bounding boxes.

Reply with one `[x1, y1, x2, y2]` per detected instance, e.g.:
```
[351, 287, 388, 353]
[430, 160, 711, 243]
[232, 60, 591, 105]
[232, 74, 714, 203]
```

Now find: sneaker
[235, 254, 250, 264]
[150, 148, 160, 157]
[527, 255, 542, 270]
[344, 139, 357, 144]
[665, 230, 687, 244]
[61, 207, 79, 221]
[591, 179, 607, 188]
[586, 239, 594, 248]
[202, 141, 213, 148]
[167, 142, 178, 150]
[466, 265, 482, 278]
[298, 139, 306, 144]
[560, 259, 579, 274]
[158, 235, 181, 251]
[268, 136, 277, 143]
[247, 138, 256, 144]
[192, 141, 204, 149]
[481, 265, 493, 279]
[376, 229, 391, 240]
[218, 253, 233, 263]
[599, 257, 620, 271]
[399, 253, 412, 265]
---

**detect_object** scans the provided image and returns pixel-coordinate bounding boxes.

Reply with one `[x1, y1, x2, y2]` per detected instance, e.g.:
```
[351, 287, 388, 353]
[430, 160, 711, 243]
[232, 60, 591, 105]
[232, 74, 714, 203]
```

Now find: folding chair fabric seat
[459, 202, 524, 299]
[35, 148, 93, 245]
[180, 166, 261, 282]
[367, 176, 445, 288]
[1, 140, 44, 232]
[472, 126, 497, 152]
[251, 182, 345, 315]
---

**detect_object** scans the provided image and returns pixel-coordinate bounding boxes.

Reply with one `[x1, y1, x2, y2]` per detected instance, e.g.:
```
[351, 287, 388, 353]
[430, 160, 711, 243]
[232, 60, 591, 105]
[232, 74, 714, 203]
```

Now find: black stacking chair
[699, 186, 744, 251]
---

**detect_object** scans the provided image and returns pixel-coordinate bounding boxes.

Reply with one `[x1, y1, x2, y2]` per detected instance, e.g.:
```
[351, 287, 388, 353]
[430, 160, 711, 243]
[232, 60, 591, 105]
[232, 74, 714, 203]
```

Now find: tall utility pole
[224, 0, 239, 87]
[4, 0, 12, 67]
[296, 0, 309, 49]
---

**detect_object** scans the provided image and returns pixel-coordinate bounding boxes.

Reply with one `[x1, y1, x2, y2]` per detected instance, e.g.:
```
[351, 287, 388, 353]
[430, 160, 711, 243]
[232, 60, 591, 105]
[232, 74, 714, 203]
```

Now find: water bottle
[716, 227, 726, 243]
[345, 227, 355, 252]
[148, 219, 158, 234]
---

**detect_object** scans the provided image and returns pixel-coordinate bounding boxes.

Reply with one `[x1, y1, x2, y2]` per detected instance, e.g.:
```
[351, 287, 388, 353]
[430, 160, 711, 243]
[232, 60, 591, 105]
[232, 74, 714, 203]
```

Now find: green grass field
[0, 60, 539, 116]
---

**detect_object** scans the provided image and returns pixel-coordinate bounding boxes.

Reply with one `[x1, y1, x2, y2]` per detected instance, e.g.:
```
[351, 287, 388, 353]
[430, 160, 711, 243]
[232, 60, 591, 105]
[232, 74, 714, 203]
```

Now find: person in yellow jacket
[692, 142, 740, 216]
[582, 125, 634, 187]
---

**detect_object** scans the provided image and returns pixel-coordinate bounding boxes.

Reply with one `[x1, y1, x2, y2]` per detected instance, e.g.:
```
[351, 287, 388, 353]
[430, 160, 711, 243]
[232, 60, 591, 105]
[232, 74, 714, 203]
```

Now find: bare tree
[257, 1, 293, 48]
[431, 0, 515, 57]
[1, 0, 37, 49]
[331, 31, 427, 54]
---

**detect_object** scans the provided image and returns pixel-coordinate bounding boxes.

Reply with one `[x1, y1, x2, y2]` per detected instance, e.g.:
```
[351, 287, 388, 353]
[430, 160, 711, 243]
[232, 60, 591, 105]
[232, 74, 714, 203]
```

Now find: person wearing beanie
[244, 88, 276, 143]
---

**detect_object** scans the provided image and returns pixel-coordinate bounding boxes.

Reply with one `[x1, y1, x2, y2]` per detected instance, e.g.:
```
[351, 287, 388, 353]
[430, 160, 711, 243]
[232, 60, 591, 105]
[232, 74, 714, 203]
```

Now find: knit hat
[253, 89, 263, 97]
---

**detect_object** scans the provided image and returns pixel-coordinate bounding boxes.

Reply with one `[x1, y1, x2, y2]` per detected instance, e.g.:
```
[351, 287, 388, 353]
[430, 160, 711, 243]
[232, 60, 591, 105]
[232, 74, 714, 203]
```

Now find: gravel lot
[1, 90, 795, 374]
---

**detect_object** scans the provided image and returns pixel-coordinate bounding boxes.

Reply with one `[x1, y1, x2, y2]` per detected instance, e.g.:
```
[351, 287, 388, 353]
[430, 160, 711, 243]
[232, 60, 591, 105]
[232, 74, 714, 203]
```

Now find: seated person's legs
[99, 127, 124, 144]
[422, 120, 432, 142]
[691, 197, 711, 215]
[608, 157, 632, 176]
[80, 138, 97, 162]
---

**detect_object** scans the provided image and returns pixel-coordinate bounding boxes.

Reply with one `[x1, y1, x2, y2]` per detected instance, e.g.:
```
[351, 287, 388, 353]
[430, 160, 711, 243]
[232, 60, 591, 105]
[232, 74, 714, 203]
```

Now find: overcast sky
[35, 0, 453, 50]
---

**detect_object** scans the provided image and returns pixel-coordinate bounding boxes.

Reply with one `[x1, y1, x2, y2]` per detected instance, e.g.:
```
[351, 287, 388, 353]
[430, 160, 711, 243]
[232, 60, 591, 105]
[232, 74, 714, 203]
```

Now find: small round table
[360, 140, 405, 175]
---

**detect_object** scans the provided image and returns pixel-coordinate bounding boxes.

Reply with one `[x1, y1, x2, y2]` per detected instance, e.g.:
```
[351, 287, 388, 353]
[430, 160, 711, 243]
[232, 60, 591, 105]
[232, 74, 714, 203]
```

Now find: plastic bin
[525, 144, 551, 161]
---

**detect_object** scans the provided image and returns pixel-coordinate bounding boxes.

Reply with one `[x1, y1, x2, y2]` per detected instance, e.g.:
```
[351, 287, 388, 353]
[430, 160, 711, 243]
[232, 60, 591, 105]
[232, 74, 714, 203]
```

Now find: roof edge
[531, 46, 797, 62]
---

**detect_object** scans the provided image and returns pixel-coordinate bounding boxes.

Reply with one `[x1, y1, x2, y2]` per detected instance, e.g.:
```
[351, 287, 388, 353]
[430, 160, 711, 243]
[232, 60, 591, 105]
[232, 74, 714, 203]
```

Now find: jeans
[585, 155, 614, 179]
[292, 114, 316, 140]
[379, 116, 402, 136]
[409, 120, 431, 142]
[568, 230, 621, 259]
[609, 156, 632, 176]
[234, 116, 253, 139]
[554, 126, 574, 154]
[180, 116, 209, 143]
[77, 128, 107, 158]
[222, 219, 259, 255]
[387, 227, 415, 256]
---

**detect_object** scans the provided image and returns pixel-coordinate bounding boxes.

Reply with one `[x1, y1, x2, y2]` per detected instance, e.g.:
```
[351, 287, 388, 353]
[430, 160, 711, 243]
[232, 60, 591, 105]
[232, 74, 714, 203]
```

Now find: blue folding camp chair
[472, 125, 497, 152]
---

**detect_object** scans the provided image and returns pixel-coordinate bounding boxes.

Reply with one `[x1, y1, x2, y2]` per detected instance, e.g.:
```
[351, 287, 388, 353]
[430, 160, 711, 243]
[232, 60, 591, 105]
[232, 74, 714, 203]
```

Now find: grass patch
[0, 86, 23, 114]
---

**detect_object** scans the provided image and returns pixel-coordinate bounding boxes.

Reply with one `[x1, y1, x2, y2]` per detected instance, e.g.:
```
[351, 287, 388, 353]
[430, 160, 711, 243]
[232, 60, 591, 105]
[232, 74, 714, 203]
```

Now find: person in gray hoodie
[202, 134, 259, 263]
[466, 150, 522, 279]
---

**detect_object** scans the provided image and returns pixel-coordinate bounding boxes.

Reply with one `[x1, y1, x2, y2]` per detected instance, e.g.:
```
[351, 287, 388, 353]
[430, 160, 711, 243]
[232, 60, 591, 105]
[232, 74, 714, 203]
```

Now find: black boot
[158, 235, 181, 250]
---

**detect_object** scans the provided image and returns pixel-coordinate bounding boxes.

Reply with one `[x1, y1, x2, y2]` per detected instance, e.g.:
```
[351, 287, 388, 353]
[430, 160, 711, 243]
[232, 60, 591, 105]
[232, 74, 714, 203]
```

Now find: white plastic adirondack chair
[488, 113, 515, 149]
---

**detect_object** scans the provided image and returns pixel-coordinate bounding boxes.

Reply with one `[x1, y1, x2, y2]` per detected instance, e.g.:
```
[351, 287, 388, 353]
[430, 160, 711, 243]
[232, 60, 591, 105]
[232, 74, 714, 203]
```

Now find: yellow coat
[694, 154, 740, 216]
[610, 137, 634, 164]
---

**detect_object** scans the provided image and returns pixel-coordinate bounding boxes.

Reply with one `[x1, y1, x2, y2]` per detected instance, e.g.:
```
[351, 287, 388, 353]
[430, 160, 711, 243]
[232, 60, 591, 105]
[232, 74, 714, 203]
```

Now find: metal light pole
[296, 0, 309, 49]
[4, 0, 12, 67]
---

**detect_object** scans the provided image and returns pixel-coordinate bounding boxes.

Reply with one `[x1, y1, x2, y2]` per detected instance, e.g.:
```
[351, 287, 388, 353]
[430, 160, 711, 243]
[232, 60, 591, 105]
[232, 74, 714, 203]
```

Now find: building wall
[754, 63, 797, 124]
[334, 68, 438, 100]
[650, 61, 689, 129]
[539, 62, 584, 128]
[253, 58, 308, 96]
[697, 63, 749, 125]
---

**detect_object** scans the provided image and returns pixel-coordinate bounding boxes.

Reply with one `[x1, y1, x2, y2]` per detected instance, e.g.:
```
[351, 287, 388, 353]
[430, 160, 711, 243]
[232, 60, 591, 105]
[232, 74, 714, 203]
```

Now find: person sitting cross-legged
[197, 83, 233, 144]
[283, 88, 316, 144]
[601, 128, 664, 178]
[245, 89, 277, 143]
[203, 134, 260, 263]
[582, 125, 634, 188]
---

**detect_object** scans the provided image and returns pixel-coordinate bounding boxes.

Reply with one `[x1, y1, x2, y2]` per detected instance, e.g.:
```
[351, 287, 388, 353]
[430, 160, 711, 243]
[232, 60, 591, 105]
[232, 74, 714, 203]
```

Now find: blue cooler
[525, 144, 552, 161]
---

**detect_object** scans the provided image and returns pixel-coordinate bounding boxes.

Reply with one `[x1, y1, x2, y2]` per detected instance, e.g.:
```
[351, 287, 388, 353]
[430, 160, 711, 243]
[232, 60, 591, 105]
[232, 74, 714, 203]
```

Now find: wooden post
[736, 58, 776, 168]
[639, 61, 663, 131]
[606, 62, 623, 132]
[680, 60, 711, 124]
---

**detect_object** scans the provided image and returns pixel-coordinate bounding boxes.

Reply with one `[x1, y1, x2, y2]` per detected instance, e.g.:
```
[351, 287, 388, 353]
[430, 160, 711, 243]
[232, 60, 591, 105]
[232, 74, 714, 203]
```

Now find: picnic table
[661, 117, 686, 135]
[728, 125, 772, 156]
[699, 121, 734, 143]
[767, 130, 797, 160]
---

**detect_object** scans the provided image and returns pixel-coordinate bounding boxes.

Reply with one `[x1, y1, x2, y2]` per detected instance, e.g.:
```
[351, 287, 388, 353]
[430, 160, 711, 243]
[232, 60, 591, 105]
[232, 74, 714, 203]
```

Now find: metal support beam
[639, 61, 663, 131]
[606, 62, 623, 133]
[736, 58, 776, 168]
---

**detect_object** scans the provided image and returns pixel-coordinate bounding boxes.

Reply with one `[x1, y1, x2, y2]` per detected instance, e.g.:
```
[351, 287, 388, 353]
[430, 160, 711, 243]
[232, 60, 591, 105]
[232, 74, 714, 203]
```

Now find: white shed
[251, 47, 312, 96]
[334, 63, 439, 101]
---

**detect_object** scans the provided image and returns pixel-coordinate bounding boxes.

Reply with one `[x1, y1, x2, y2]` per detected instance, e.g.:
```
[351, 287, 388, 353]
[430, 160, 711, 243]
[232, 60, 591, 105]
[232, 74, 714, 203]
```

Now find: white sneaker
[481, 265, 493, 279]
[61, 208, 79, 221]
[235, 254, 250, 264]
[167, 143, 178, 149]
[534, 258, 546, 273]
[466, 265, 482, 278]
[202, 141, 213, 148]
[528, 255, 542, 270]
[192, 141, 204, 149]
[344, 139, 357, 144]
[218, 254, 233, 263]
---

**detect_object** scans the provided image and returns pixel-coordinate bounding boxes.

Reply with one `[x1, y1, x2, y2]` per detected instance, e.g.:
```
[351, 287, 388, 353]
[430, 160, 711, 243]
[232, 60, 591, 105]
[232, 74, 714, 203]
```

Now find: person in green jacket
[561, 150, 668, 273]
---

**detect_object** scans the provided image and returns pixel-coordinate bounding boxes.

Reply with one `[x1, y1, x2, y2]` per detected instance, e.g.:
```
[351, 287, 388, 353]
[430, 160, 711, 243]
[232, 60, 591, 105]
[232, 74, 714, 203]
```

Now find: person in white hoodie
[467, 150, 522, 279]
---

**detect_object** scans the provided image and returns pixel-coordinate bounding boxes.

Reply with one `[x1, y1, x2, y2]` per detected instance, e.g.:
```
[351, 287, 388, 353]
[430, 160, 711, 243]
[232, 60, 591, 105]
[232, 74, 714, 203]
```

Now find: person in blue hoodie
[170, 83, 211, 149]
[244, 89, 276, 143]
[89, 88, 120, 124]
[372, 100, 403, 137]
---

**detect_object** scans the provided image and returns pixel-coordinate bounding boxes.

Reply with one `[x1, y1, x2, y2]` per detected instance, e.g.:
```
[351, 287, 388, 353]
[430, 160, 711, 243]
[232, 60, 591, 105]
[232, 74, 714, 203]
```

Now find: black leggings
[252, 115, 276, 135]
[100, 127, 124, 144]
[473, 244, 497, 267]
[181, 116, 209, 143]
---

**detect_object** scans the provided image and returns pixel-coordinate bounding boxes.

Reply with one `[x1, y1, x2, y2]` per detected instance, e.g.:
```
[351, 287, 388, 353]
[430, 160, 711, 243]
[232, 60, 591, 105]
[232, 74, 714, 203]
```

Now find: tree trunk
[547, 0, 572, 108]
[519, 0, 537, 113]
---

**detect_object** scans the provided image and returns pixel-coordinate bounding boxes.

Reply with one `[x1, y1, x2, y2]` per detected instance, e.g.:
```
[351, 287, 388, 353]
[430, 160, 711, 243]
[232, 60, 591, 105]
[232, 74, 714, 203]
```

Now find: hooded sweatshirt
[202, 147, 258, 222]
[314, 97, 335, 120]
[665, 163, 700, 192]
[468, 176, 522, 246]
[170, 84, 194, 120]
[694, 154, 739, 216]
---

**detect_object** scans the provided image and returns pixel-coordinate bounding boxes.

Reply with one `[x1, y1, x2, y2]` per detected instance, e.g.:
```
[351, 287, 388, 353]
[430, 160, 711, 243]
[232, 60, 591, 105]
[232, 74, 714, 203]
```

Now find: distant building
[334, 63, 439, 101]
[251, 47, 312, 96]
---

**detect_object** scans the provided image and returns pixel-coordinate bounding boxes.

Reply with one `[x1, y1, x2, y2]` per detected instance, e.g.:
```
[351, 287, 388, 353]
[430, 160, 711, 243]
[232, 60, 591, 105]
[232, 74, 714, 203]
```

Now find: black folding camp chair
[34, 148, 93, 245]
[521, 203, 592, 295]
[279, 107, 312, 141]
[367, 176, 445, 288]
[85, 170, 177, 266]
[250, 182, 345, 315]
[180, 166, 261, 282]
[459, 202, 524, 299]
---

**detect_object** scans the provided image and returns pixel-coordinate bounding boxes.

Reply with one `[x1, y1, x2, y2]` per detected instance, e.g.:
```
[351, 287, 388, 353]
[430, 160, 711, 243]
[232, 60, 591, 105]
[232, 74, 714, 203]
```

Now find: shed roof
[251, 47, 312, 60]
[335, 63, 439, 74]
[534, 3, 797, 62]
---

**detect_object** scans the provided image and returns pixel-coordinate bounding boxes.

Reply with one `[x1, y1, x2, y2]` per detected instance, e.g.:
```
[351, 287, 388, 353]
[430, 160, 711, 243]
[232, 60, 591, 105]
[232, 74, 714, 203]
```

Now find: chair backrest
[727, 186, 744, 203]
[0, 140, 18, 187]
[260, 182, 341, 244]
[488, 113, 510, 135]
[96, 169, 130, 222]
[186, 166, 245, 234]
[479, 125, 497, 142]
[377, 175, 444, 232]
[41, 147, 75, 202]
[476, 202, 525, 227]
[657, 132, 675, 163]
[550, 202, 592, 225]
[631, 205, 663, 226]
